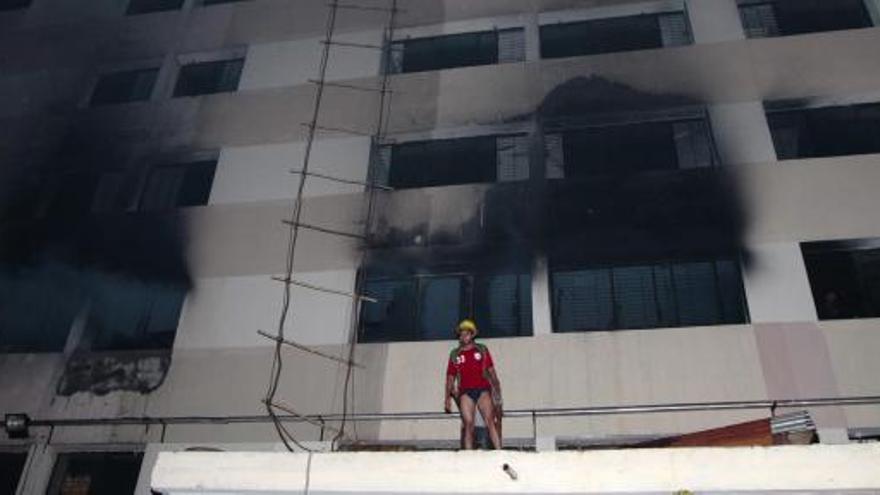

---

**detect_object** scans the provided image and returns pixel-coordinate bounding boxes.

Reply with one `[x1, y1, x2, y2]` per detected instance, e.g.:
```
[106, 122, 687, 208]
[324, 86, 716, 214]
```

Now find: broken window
[0, 266, 82, 353]
[0, 0, 31, 11]
[382, 134, 529, 189]
[547, 117, 716, 178]
[738, 0, 873, 38]
[802, 239, 880, 320]
[0, 453, 27, 494]
[90, 68, 158, 106]
[540, 11, 692, 59]
[388, 28, 525, 74]
[766, 102, 880, 160]
[83, 275, 186, 351]
[173, 58, 244, 97]
[139, 159, 217, 209]
[46, 452, 143, 495]
[360, 267, 532, 342]
[126, 0, 184, 15]
[551, 258, 747, 332]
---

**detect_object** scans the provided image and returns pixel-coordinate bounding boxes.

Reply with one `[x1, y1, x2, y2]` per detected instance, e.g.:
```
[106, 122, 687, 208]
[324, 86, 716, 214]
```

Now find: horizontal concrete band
[152, 444, 880, 493]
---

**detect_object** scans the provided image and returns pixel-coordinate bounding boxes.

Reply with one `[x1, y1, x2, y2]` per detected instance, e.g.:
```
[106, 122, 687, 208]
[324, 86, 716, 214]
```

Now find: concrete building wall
[3, 0, 880, 493]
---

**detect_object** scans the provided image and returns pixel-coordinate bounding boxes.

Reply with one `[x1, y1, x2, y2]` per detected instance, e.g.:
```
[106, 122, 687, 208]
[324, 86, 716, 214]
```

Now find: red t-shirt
[446, 344, 494, 390]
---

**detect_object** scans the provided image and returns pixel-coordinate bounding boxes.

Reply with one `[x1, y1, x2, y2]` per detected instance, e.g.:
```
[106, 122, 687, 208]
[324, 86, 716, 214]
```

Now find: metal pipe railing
[5, 395, 880, 430]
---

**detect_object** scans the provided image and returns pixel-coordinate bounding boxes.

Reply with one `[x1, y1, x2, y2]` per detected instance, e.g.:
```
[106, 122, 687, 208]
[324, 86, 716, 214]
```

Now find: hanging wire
[264, 0, 344, 453]
[333, 0, 400, 449]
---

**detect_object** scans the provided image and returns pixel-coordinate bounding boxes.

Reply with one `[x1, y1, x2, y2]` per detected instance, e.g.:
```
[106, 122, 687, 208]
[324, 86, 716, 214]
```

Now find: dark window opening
[0, 0, 31, 12]
[203, 0, 249, 4]
[396, 31, 496, 73]
[361, 269, 532, 342]
[46, 452, 143, 495]
[551, 258, 747, 332]
[739, 0, 873, 38]
[0, 267, 82, 353]
[140, 159, 217, 210]
[84, 276, 186, 351]
[390, 28, 525, 74]
[556, 118, 716, 178]
[767, 102, 880, 160]
[0, 453, 27, 494]
[387, 136, 499, 189]
[540, 12, 691, 59]
[90, 68, 158, 106]
[173, 58, 244, 97]
[802, 239, 880, 320]
[126, 0, 184, 15]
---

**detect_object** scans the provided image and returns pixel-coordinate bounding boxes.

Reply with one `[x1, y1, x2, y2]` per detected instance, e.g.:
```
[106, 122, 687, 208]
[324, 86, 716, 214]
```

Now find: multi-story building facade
[2, 0, 880, 492]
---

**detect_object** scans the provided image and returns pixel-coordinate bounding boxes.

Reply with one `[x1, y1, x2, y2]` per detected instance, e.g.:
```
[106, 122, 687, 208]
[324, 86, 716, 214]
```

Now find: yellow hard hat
[456, 319, 478, 336]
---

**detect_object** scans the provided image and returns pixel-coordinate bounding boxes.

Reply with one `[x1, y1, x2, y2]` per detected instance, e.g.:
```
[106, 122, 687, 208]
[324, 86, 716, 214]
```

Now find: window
[173, 58, 244, 97]
[0, 0, 31, 12]
[767, 102, 880, 160]
[126, 0, 184, 15]
[738, 0, 873, 38]
[139, 159, 217, 209]
[547, 118, 716, 178]
[551, 258, 747, 332]
[802, 239, 880, 320]
[540, 12, 691, 59]
[202, 0, 250, 4]
[0, 267, 81, 353]
[46, 452, 143, 495]
[90, 68, 158, 106]
[389, 28, 525, 74]
[0, 453, 26, 494]
[84, 276, 186, 351]
[361, 268, 532, 342]
[379, 134, 529, 189]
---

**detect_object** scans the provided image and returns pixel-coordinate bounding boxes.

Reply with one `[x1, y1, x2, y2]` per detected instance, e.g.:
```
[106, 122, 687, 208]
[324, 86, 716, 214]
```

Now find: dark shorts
[460, 388, 490, 403]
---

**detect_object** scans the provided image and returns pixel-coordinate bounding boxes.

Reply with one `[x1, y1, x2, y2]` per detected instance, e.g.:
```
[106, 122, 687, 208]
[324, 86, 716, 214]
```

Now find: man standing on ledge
[444, 319, 503, 450]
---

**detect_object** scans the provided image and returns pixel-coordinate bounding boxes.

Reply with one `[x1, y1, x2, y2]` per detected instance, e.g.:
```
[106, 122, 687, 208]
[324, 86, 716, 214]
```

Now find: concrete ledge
[151, 444, 880, 494]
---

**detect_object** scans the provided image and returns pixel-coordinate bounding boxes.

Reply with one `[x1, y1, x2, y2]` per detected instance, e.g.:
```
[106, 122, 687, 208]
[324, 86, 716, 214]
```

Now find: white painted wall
[211, 137, 373, 204]
[687, 0, 745, 44]
[151, 445, 880, 494]
[742, 243, 819, 323]
[239, 31, 384, 90]
[175, 271, 357, 350]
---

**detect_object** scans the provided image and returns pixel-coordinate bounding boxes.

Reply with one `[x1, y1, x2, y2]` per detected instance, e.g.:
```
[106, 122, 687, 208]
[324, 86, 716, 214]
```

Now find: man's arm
[444, 374, 457, 413]
[487, 367, 502, 409]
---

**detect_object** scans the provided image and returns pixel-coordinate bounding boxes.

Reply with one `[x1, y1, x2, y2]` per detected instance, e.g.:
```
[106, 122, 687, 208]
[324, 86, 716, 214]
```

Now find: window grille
[497, 134, 530, 182]
[497, 28, 527, 64]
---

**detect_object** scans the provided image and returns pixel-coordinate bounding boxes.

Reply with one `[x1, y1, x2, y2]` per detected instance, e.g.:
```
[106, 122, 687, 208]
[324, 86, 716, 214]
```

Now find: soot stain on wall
[365, 76, 751, 275]
[0, 118, 194, 395]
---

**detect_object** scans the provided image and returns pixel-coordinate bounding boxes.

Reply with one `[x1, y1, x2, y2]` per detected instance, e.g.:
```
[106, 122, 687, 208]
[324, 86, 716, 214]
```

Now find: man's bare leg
[458, 394, 477, 449]
[477, 392, 501, 449]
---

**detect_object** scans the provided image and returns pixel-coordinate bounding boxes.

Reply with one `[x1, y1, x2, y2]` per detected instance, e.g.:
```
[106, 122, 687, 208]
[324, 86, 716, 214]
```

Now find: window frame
[89, 67, 160, 107]
[539, 9, 693, 59]
[765, 100, 880, 160]
[0, 0, 31, 12]
[125, 0, 185, 16]
[388, 27, 526, 74]
[44, 448, 145, 495]
[549, 256, 749, 333]
[737, 0, 874, 38]
[545, 110, 721, 178]
[172, 55, 245, 97]
[359, 267, 534, 343]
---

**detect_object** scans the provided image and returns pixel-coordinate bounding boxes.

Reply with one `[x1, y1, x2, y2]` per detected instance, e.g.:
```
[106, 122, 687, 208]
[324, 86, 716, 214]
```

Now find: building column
[687, 0, 745, 44]
[709, 102, 778, 166]
[742, 243, 818, 323]
[531, 255, 553, 335]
